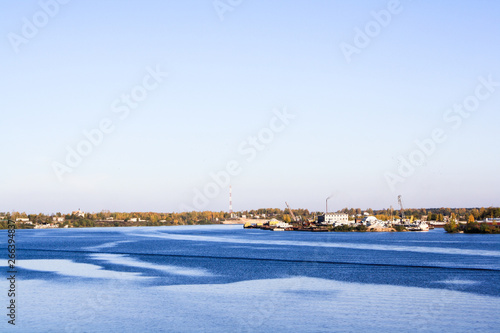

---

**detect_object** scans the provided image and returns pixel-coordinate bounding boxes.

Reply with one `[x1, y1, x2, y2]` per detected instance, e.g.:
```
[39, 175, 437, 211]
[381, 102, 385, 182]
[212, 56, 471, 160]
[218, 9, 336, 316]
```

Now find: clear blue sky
[1, 0, 499, 214]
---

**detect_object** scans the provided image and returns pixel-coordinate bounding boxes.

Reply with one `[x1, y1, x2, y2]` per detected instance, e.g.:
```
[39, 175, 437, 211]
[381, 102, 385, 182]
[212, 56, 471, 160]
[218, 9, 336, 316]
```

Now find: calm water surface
[1, 225, 499, 332]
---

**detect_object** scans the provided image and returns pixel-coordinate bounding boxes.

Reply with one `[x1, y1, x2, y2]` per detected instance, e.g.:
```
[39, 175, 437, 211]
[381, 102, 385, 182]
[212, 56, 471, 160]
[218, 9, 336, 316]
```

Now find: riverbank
[244, 224, 402, 232]
[0, 219, 221, 230]
[445, 221, 500, 234]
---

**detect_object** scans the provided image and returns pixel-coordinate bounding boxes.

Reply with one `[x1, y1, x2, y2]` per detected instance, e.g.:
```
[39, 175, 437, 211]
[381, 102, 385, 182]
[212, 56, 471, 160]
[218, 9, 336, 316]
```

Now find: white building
[361, 216, 388, 228]
[276, 222, 293, 229]
[269, 218, 293, 229]
[72, 209, 85, 217]
[53, 216, 65, 222]
[16, 218, 30, 222]
[321, 213, 350, 225]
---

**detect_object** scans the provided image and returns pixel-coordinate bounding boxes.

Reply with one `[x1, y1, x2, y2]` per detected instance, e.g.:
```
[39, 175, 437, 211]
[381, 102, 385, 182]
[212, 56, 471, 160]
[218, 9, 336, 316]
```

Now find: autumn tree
[468, 214, 475, 223]
[444, 214, 459, 233]
[444, 221, 457, 232]
[471, 208, 479, 220]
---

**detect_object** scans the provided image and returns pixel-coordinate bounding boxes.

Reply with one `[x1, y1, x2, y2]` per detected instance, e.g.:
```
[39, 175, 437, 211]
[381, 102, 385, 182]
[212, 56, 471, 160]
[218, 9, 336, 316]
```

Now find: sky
[1, 0, 499, 214]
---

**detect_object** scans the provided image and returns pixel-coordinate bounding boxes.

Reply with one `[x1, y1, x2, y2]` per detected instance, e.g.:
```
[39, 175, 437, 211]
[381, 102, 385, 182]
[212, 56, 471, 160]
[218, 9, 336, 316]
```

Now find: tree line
[1, 206, 499, 230]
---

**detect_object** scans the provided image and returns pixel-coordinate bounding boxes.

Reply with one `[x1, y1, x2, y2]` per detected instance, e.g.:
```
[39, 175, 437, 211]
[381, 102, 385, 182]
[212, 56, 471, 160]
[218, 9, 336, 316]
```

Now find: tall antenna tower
[229, 185, 233, 215]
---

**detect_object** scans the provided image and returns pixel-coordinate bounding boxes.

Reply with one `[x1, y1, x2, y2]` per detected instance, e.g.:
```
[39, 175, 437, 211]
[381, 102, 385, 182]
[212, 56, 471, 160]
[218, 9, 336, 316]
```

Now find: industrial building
[318, 212, 350, 225]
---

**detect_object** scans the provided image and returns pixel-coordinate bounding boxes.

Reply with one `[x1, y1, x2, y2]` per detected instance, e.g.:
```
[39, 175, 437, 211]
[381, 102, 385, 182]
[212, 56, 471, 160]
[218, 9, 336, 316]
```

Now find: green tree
[444, 220, 458, 233]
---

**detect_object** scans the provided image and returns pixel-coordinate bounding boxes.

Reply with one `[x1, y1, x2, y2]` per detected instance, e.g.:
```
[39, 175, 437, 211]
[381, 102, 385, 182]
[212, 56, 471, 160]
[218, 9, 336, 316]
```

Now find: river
[1, 225, 499, 332]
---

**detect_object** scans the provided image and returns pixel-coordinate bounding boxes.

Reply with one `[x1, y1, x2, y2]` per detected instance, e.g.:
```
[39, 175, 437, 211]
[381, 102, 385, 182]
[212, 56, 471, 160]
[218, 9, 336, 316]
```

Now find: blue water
[1, 225, 499, 332]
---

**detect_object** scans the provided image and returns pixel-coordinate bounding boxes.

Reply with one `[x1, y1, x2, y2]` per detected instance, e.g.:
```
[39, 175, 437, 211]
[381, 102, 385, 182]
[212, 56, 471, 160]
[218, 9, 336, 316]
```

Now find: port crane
[285, 202, 298, 223]
[398, 195, 404, 224]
